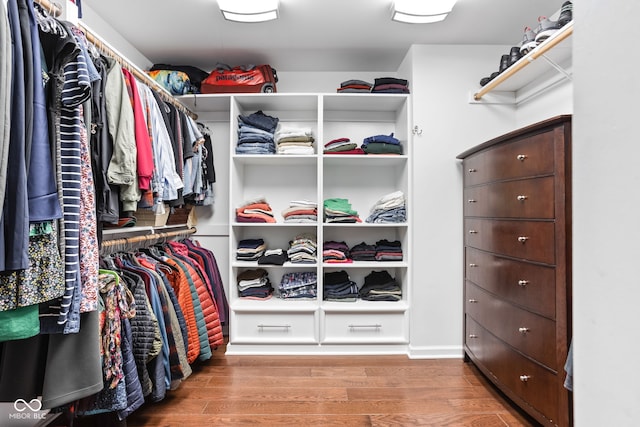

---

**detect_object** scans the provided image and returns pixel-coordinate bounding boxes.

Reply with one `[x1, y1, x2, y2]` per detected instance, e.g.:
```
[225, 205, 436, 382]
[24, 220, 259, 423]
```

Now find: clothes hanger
[34, 2, 67, 38]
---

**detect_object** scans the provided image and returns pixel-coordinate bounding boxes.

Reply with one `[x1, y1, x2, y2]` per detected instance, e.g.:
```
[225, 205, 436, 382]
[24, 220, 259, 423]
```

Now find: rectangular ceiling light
[218, 0, 279, 23]
[392, 0, 457, 23]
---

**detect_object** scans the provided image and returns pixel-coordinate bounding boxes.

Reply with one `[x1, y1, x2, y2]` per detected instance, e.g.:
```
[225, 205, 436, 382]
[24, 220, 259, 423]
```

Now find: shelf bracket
[539, 53, 573, 81]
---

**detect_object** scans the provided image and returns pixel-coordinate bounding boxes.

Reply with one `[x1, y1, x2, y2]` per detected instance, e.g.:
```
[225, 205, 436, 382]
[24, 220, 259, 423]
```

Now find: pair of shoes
[478, 46, 522, 86]
[534, 1, 573, 44]
[520, 26, 538, 55]
[520, 1, 573, 53]
[557, 1, 573, 27]
[534, 15, 561, 44]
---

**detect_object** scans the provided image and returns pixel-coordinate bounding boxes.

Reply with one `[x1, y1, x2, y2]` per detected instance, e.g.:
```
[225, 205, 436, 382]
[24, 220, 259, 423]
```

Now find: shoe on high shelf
[479, 71, 500, 87]
[519, 26, 537, 55]
[534, 16, 561, 45]
[498, 54, 510, 73]
[508, 46, 522, 67]
[557, 1, 573, 27]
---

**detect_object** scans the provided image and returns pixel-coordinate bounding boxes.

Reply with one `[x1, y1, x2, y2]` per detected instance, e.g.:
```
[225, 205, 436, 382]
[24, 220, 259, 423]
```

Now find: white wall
[573, 1, 640, 425]
[81, 2, 153, 70]
[400, 44, 516, 357]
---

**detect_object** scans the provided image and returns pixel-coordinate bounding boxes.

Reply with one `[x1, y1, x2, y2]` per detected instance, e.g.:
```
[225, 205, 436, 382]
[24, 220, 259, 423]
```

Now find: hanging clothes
[38, 18, 93, 334]
[104, 57, 139, 214]
[0, 0, 11, 216]
[1, 0, 30, 272]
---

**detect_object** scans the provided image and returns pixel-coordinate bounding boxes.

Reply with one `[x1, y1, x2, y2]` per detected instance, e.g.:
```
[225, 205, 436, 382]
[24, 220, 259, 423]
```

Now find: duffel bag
[201, 63, 278, 94]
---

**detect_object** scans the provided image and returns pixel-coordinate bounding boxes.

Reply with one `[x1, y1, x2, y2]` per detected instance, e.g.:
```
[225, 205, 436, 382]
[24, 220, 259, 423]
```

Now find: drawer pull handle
[469, 263, 477, 267]
[349, 324, 382, 330]
[469, 230, 478, 234]
[468, 334, 478, 339]
[468, 199, 477, 203]
[468, 299, 478, 303]
[519, 375, 531, 382]
[517, 236, 529, 243]
[517, 195, 528, 201]
[517, 154, 528, 161]
[518, 327, 530, 334]
[518, 280, 530, 287]
[258, 324, 291, 330]
[468, 168, 477, 173]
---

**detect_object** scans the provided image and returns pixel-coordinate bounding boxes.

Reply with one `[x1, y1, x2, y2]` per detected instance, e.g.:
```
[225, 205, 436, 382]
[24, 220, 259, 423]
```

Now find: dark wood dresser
[457, 115, 572, 426]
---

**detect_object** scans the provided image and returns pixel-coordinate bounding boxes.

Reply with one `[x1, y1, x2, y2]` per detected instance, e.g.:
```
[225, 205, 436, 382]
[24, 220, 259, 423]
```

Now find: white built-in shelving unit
[181, 93, 412, 354]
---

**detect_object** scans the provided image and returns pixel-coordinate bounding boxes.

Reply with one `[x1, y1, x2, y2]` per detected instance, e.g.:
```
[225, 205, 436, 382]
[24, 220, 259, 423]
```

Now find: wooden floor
[125, 342, 538, 427]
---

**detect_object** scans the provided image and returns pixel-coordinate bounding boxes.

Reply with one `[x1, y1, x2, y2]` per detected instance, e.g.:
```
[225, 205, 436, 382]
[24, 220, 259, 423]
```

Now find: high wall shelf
[471, 21, 573, 105]
[183, 93, 412, 354]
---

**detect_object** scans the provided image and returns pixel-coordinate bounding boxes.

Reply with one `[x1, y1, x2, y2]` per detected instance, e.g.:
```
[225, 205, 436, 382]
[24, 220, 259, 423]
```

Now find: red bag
[201, 64, 278, 94]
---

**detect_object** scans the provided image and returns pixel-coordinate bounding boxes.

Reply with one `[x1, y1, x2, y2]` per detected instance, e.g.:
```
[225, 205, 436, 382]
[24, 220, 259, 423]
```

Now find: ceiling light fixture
[218, 0, 279, 23]
[391, 0, 457, 24]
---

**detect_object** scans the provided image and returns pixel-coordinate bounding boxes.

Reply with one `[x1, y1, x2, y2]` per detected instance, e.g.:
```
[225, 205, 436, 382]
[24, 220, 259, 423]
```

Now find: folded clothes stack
[324, 198, 361, 223]
[278, 271, 317, 300]
[337, 79, 373, 93]
[322, 241, 351, 263]
[371, 77, 410, 94]
[236, 196, 276, 223]
[282, 200, 317, 223]
[236, 110, 279, 154]
[323, 137, 365, 155]
[287, 233, 317, 264]
[365, 190, 406, 223]
[323, 270, 359, 302]
[237, 268, 273, 299]
[236, 238, 267, 261]
[257, 248, 288, 266]
[359, 270, 402, 302]
[361, 133, 403, 155]
[274, 124, 315, 155]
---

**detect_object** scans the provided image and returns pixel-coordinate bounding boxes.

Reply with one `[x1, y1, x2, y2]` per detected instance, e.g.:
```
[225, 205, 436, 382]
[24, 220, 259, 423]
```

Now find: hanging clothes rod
[100, 227, 197, 251]
[33, 0, 61, 16]
[32, 0, 198, 120]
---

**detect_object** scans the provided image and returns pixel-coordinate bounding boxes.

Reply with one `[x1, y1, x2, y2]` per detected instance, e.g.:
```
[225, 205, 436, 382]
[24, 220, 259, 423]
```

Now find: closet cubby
[186, 92, 412, 354]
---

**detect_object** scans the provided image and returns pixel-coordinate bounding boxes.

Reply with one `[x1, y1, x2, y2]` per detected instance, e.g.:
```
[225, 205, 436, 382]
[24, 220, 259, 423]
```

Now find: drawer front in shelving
[465, 282, 556, 369]
[465, 218, 555, 264]
[465, 317, 559, 425]
[463, 132, 555, 186]
[463, 176, 555, 219]
[465, 248, 555, 318]
[232, 311, 318, 344]
[322, 312, 407, 344]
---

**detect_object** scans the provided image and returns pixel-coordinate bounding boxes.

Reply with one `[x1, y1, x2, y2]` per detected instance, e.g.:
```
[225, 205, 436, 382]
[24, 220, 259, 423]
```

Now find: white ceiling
[82, 0, 564, 73]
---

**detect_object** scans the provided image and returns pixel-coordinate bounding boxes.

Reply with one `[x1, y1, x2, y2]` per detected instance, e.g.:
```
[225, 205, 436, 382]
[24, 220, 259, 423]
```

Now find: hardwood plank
[200, 399, 455, 415]
[127, 414, 372, 427]
[183, 385, 349, 401]
[370, 413, 517, 426]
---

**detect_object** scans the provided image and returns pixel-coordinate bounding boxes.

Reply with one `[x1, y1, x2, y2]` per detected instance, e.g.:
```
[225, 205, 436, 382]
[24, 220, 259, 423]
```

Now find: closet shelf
[472, 21, 573, 103]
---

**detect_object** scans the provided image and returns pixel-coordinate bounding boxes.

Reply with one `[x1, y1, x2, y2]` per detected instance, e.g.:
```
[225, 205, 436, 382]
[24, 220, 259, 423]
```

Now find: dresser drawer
[465, 248, 555, 318]
[465, 317, 559, 425]
[465, 218, 555, 264]
[231, 311, 318, 344]
[465, 282, 556, 369]
[464, 176, 555, 219]
[463, 131, 555, 186]
[322, 312, 407, 344]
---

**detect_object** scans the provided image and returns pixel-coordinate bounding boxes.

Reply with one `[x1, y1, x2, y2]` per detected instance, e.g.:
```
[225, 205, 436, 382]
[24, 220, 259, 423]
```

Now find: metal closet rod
[100, 227, 197, 249]
[33, 0, 198, 120]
